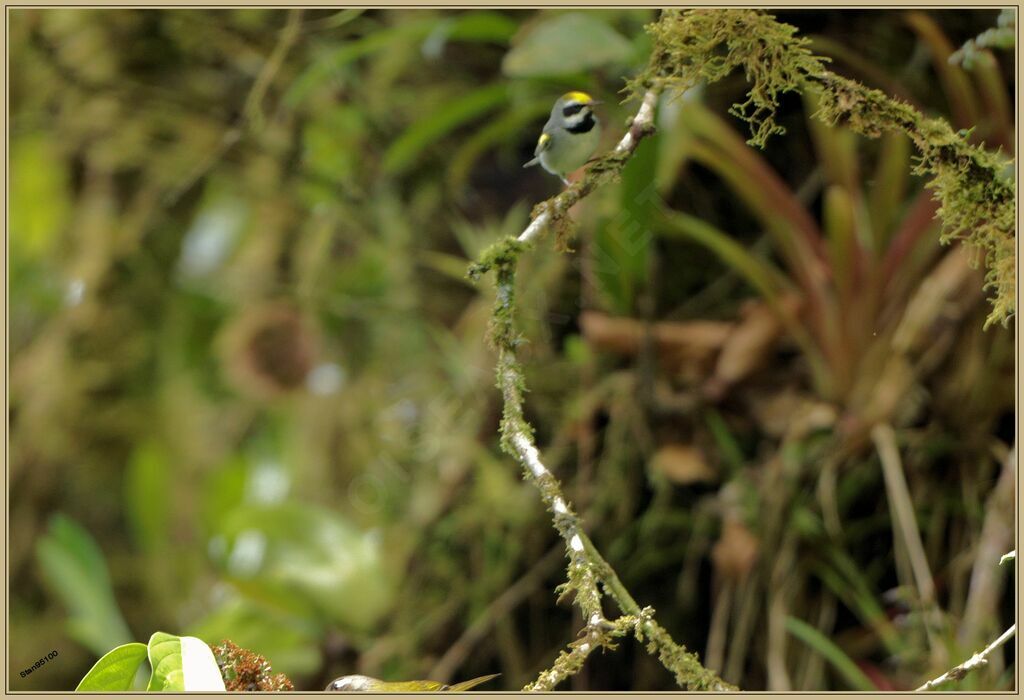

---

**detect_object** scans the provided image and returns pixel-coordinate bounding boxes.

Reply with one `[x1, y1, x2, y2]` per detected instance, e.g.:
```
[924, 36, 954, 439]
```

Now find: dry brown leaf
[712, 518, 760, 580]
[749, 388, 837, 440]
[704, 296, 801, 400]
[579, 310, 732, 380]
[650, 444, 717, 484]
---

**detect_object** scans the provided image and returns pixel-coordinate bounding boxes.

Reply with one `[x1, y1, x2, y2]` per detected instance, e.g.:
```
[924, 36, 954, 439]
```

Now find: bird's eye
[562, 103, 585, 117]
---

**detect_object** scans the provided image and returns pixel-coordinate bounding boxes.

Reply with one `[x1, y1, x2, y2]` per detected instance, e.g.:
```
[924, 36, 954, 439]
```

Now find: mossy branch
[468, 88, 733, 690]
[628, 9, 1015, 327]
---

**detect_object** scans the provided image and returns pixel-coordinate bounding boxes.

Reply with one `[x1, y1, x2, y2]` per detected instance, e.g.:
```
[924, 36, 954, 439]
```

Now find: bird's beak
[590, 100, 603, 106]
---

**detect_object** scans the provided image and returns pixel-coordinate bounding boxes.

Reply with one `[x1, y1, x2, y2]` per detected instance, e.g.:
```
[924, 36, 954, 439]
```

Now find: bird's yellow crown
[562, 91, 594, 104]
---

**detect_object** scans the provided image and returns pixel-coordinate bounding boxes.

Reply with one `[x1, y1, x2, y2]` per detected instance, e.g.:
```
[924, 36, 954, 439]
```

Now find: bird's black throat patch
[566, 112, 596, 134]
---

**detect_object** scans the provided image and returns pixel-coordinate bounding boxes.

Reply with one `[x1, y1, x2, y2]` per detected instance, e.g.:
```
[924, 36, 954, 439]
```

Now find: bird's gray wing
[523, 130, 553, 168]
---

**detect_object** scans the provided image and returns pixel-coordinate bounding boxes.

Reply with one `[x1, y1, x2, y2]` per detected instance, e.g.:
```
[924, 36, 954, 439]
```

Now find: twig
[525, 613, 642, 691]
[163, 9, 305, 207]
[470, 88, 735, 692]
[916, 624, 1016, 691]
[872, 423, 945, 664]
[244, 9, 305, 131]
[960, 442, 1015, 649]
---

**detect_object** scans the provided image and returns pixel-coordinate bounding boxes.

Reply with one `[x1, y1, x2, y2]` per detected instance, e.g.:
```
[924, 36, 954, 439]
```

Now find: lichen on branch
[630, 8, 1015, 327]
[628, 9, 828, 148]
[467, 84, 733, 689]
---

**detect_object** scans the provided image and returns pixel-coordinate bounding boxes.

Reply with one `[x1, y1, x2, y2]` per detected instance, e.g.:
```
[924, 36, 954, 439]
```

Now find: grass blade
[786, 616, 878, 691]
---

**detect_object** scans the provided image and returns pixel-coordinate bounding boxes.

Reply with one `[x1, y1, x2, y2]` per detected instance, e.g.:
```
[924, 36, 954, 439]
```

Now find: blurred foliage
[8, 7, 1015, 692]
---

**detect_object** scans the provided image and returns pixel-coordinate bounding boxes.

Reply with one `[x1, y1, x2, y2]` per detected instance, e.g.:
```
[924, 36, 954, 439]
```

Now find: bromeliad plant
[654, 9, 1014, 439]
[632, 10, 1014, 330]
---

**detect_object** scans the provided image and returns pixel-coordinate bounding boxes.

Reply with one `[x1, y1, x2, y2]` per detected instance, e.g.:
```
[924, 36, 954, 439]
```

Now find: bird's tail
[447, 674, 501, 692]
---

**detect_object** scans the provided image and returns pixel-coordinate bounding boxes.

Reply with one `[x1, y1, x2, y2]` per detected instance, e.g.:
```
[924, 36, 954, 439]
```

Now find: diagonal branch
[470, 88, 734, 692]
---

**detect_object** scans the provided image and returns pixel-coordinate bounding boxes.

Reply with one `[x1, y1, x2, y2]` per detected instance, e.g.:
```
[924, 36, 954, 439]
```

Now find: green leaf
[657, 209, 790, 303]
[447, 10, 518, 43]
[286, 20, 436, 107]
[786, 616, 877, 691]
[288, 12, 517, 107]
[35, 514, 133, 656]
[502, 12, 633, 77]
[868, 131, 911, 246]
[147, 632, 226, 692]
[383, 84, 509, 175]
[75, 643, 148, 691]
[214, 503, 397, 632]
[594, 135, 658, 313]
[423, 10, 518, 57]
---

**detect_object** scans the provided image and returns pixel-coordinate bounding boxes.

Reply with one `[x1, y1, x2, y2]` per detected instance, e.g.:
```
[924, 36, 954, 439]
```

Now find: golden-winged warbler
[325, 673, 500, 692]
[524, 91, 602, 185]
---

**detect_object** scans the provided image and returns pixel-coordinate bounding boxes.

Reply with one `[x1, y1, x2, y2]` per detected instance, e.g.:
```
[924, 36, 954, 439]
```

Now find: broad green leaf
[868, 131, 911, 247]
[823, 185, 856, 304]
[75, 643, 148, 691]
[35, 515, 133, 656]
[147, 632, 226, 692]
[804, 90, 859, 192]
[287, 19, 436, 106]
[786, 616, 878, 691]
[289, 12, 517, 107]
[502, 12, 633, 77]
[423, 11, 518, 57]
[383, 84, 508, 174]
[213, 503, 397, 632]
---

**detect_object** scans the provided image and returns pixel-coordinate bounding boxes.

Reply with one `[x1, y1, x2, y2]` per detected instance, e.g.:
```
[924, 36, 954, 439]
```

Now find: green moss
[633, 8, 1015, 326]
[813, 74, 1016, 326]
[466, 236, 529, 281]
[630, 9, 827, 147]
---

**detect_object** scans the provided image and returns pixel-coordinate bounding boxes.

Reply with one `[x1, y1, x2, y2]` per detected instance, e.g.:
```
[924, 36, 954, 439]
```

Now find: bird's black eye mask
[562, 103, 586, 117]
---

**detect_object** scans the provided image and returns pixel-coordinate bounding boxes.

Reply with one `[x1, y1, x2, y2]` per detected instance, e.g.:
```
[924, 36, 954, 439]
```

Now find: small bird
[325, 673, 500, 692]
[524, 91, 602, 185]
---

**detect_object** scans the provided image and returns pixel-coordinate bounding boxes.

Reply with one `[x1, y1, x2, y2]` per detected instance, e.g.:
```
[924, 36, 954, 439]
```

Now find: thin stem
[916, 624, 1016, 691]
